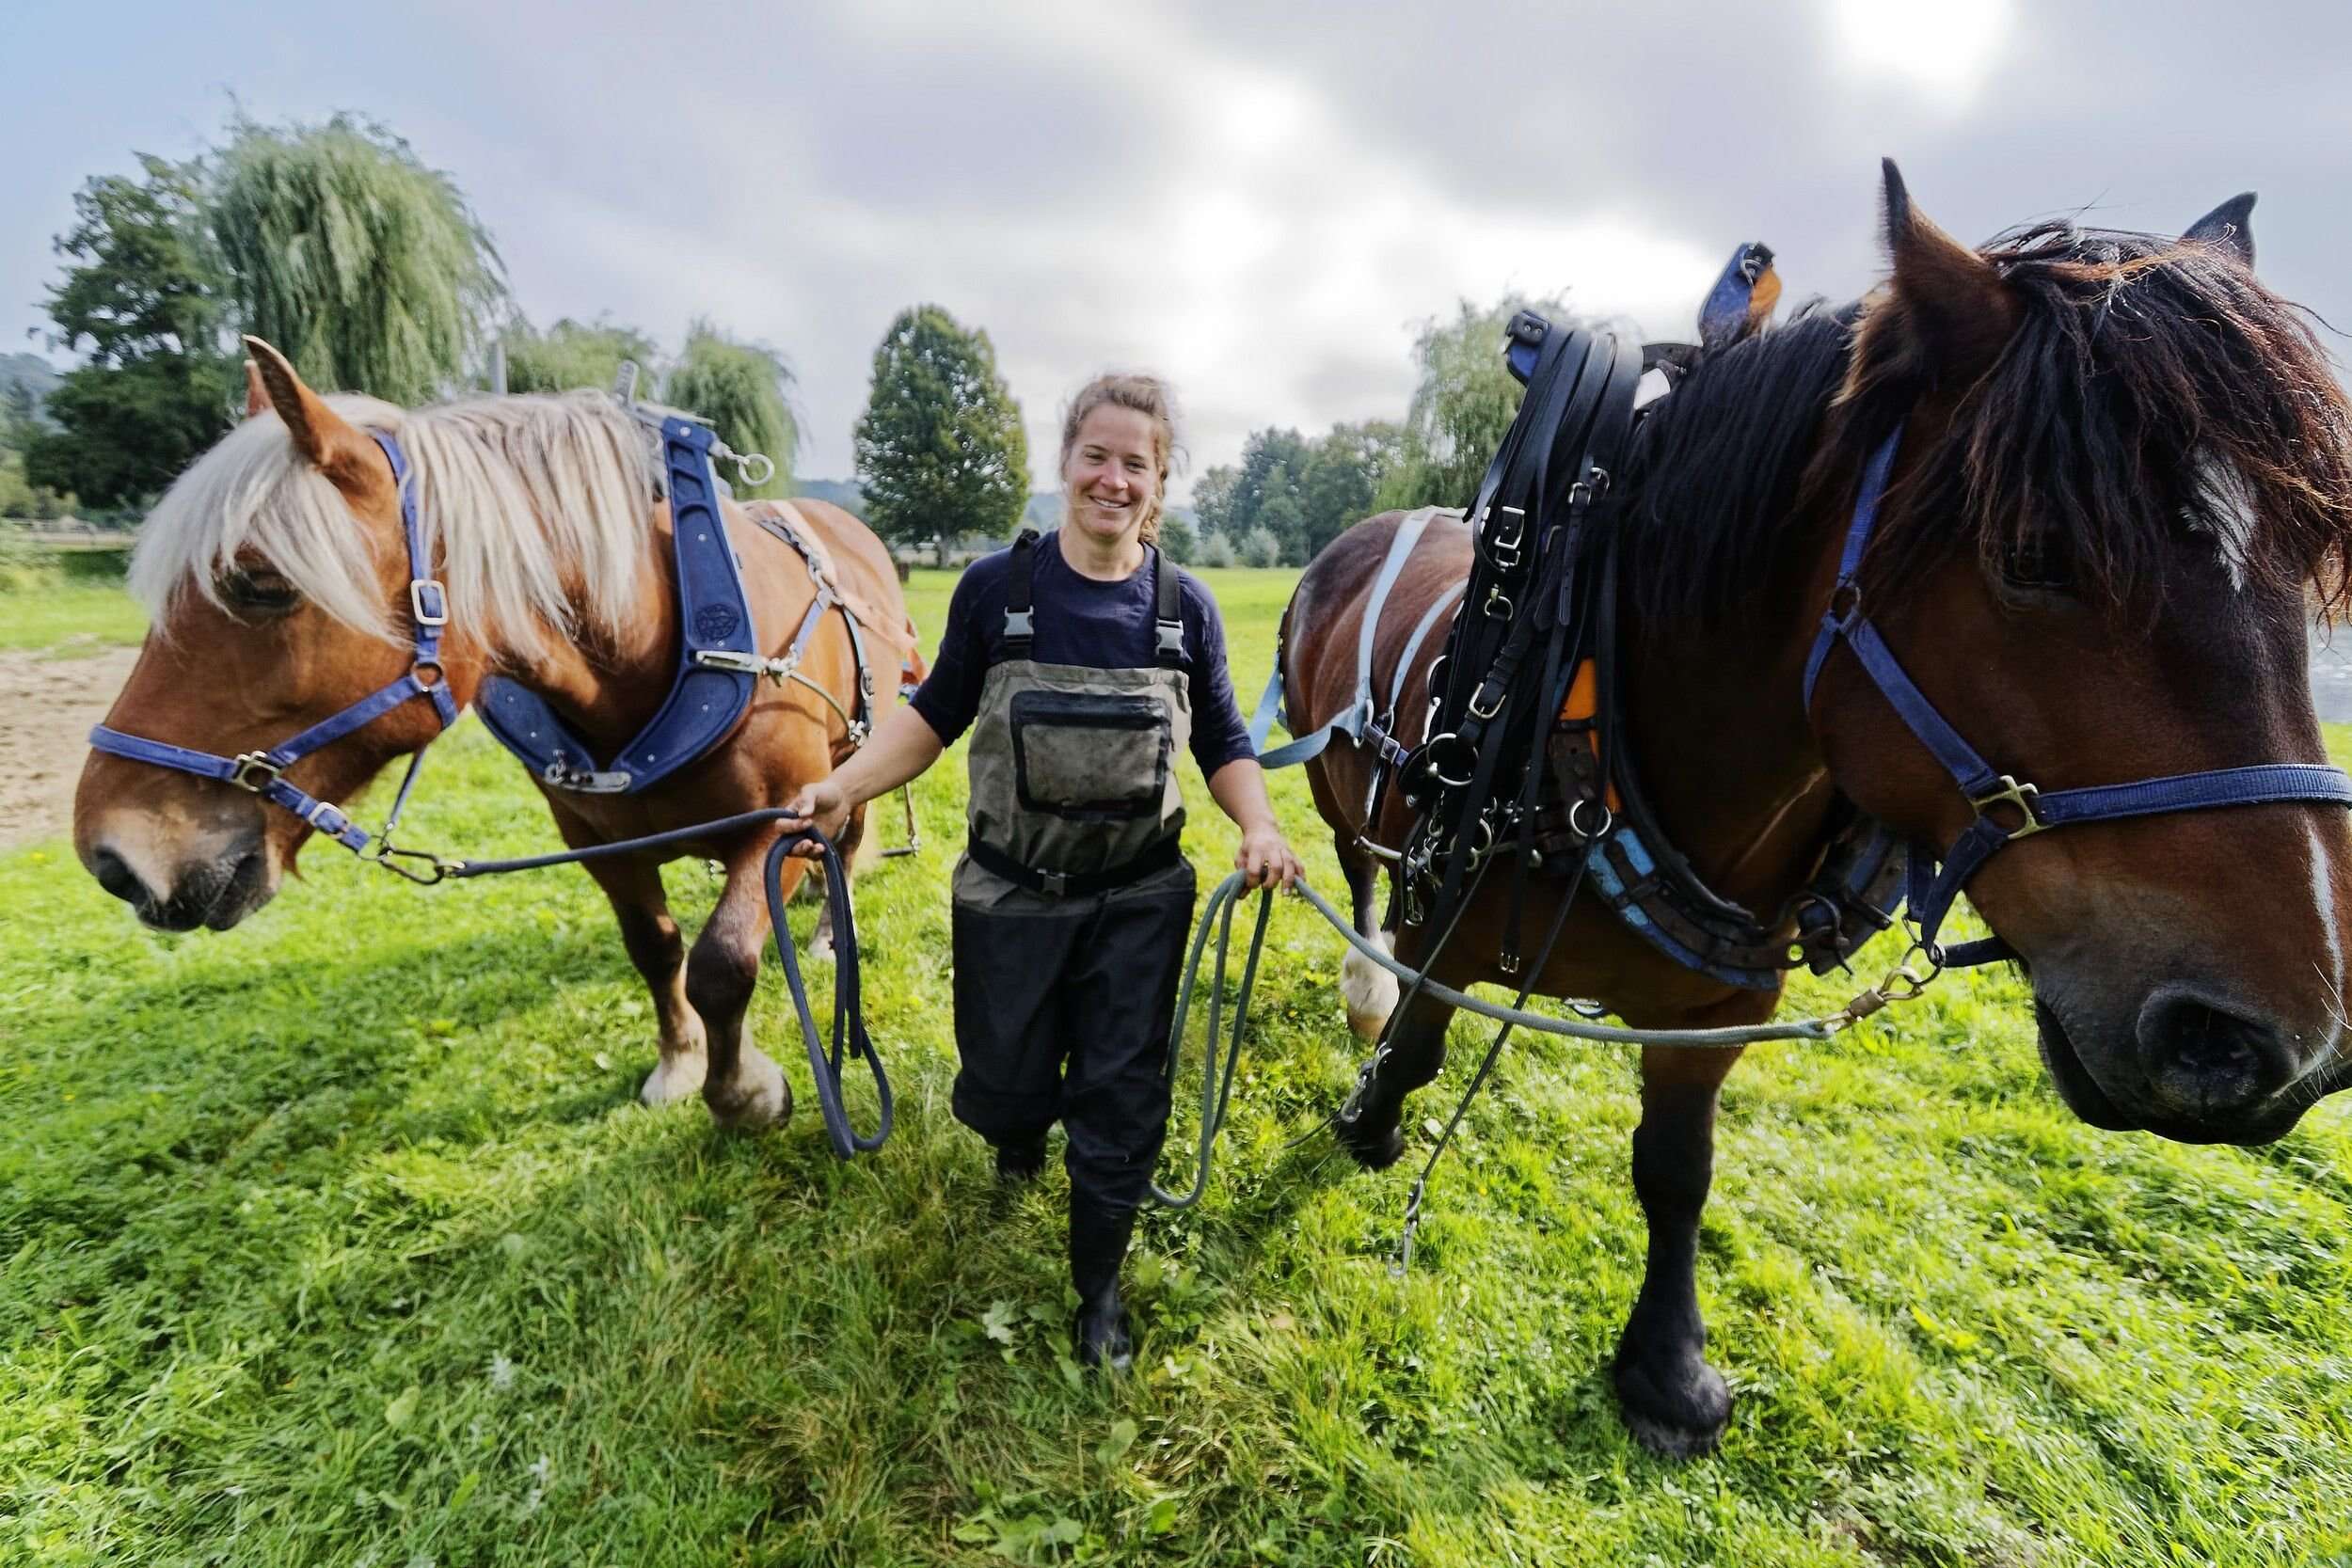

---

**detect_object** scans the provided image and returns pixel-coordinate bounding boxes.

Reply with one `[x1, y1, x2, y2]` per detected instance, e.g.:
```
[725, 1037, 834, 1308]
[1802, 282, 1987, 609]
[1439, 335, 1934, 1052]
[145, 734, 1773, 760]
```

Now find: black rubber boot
[1069, 1196, 1138, 1371]
[993, 1135, 1049, 1185]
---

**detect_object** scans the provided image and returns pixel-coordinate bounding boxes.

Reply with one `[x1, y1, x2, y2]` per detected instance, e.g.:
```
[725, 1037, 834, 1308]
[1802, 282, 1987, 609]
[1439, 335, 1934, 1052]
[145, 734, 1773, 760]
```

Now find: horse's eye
[220, 569, 300, 617]
[2001, 530, 2074, 594]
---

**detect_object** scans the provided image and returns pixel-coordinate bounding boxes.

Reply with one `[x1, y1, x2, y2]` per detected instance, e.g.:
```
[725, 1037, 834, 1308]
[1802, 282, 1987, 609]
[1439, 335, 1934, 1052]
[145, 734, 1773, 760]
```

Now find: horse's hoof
[1333, 1113, 1406, 1170]
[639, 1050, 707, 1107]
[706, 1046, 791, 1131]
[1612, 1346, 1731, 1459]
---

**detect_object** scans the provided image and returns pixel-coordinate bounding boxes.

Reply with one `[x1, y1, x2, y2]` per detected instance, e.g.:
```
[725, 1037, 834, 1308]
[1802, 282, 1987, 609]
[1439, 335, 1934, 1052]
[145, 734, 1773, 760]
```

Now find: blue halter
[87, 430, 460, 861]
[1804, 427, 2352, 963]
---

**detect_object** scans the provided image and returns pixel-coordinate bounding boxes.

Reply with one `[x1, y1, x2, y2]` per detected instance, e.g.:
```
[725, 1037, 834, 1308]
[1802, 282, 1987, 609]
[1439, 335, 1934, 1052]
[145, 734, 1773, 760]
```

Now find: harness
[475, 423, 887, 793]
[1806, 427, 2352, 966]
[88, 430, 459, 860]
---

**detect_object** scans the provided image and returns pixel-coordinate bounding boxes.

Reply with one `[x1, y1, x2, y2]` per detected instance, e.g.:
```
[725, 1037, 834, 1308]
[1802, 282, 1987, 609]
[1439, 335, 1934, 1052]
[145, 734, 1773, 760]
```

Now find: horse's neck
[492, 506, 683, 742]
[1618, 601, 1836, 911]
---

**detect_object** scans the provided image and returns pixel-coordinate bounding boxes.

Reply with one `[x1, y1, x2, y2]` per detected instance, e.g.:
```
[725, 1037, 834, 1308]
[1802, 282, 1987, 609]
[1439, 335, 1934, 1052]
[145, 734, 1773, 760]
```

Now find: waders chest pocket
[1009, 689, 1170, 819]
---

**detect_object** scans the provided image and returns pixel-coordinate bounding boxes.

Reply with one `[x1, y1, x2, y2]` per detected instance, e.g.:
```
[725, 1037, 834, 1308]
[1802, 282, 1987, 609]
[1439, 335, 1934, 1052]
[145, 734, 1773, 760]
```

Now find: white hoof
[639, 1049, 707, 1107]
[1342, 933, 1400, 1040]
[707, 1044, 791, 1131]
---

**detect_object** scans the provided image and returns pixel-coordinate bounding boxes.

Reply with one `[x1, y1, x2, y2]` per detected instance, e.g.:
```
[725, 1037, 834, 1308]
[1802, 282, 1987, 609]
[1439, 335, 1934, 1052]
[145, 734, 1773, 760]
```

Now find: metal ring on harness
[1568, 797, 1614, 842]
[1414, 732, 1479, 790]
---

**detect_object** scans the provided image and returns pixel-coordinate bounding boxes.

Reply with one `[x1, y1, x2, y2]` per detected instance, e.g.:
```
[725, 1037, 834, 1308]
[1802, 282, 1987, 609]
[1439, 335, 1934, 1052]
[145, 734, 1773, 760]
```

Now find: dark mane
[1613, 304, 1858, 626]
[1854, 222, 2352, 614]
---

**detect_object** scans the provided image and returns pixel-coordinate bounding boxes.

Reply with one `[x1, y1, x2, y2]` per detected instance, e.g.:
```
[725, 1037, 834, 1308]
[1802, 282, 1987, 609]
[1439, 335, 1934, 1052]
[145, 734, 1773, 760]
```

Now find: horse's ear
[243, 358, 270, 420]
[242, 336, 373, 483]
[1871, 159, 2020, 388]
[2182, 192, 2256, 267]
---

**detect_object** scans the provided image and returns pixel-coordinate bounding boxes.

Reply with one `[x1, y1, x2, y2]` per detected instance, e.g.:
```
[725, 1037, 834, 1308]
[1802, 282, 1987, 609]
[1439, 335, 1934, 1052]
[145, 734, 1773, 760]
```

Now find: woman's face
[1061, 405, 1162, 550]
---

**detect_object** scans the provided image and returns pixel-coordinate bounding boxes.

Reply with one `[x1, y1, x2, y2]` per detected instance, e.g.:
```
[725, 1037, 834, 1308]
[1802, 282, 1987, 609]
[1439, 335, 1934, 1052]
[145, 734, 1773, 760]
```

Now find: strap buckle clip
[1968, 774, 2047, 839]
[408, 579, 449, 627]
[1037, 869, 1067, 897]
[230, 752, 282, 793]
[302, 800, 351, 836]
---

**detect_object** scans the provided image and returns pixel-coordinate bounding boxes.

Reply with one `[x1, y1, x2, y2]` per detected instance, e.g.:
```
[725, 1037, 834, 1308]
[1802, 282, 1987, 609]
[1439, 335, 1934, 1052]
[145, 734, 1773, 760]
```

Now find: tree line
[14, 106, 1568, 569]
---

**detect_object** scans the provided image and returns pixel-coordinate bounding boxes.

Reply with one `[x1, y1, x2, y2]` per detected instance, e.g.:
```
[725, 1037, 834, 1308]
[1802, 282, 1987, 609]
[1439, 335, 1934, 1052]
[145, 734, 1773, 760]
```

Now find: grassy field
[6, 564, 2352, 1566]
[0, 544, 144, 655]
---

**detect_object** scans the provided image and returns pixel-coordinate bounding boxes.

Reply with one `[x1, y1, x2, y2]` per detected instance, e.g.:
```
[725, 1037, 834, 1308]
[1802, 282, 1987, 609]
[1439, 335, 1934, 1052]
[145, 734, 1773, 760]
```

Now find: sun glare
[1827, 0, 2013, 105]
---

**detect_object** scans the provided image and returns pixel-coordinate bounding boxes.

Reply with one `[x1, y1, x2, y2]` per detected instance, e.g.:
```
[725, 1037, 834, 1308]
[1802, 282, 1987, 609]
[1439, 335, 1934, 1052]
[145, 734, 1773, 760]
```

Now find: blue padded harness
[475, 419, 763, 793]
[1804, 426, 2352, 964]
[87, 430, 461, 859]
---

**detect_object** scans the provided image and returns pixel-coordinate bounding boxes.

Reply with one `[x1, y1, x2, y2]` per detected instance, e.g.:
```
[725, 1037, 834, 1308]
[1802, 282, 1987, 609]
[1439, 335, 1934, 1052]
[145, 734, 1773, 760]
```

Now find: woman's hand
[1234, 822, 1303, 891]
[779, 778, 852, 859]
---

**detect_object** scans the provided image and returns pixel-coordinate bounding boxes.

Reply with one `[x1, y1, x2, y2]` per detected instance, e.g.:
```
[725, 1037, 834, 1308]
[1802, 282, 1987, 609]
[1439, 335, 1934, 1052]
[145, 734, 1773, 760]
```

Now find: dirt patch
[0, 645, 138, 850]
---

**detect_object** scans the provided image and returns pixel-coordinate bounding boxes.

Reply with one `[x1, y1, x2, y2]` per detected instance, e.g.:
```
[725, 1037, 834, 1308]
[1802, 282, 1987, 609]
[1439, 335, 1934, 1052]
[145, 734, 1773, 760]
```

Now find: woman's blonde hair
[1059, 372, 1180, 544]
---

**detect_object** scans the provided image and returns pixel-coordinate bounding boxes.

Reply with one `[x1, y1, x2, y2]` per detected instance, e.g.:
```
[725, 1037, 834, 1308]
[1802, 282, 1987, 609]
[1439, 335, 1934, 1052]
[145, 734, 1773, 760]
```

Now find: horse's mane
[1617, 222, 2352, 625]
[132, 391, 658, 656]
[1614, 304, 1858, 626]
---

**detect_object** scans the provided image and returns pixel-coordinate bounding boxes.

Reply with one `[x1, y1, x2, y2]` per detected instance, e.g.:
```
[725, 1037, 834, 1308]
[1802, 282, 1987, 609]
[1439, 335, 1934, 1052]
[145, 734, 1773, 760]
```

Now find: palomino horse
[1284, 169, 2352, 1454]
[72, 340, 916, 1132]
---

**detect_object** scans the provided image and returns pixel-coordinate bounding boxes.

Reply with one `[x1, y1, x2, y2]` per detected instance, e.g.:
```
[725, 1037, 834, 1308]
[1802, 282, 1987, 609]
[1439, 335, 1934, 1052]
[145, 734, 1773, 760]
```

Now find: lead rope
[1150, 872, 1951, 1257]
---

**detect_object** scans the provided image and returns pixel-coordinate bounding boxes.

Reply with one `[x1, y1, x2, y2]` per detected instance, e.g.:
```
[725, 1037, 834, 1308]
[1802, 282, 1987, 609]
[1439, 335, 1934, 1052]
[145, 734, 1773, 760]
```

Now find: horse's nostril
[2137, 988, 2293, 1116]
[90, 846, 147, 907]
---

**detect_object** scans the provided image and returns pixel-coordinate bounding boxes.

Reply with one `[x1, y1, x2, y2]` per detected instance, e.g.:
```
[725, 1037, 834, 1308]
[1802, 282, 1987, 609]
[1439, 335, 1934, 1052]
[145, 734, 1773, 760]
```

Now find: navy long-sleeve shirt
[911, 531, 1256, 777]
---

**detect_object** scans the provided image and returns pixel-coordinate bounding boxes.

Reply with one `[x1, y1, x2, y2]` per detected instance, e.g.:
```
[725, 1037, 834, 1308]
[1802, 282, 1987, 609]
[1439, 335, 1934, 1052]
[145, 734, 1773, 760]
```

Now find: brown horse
[1283, 168, 2352, 1455]
[72, 340, 916, 1132]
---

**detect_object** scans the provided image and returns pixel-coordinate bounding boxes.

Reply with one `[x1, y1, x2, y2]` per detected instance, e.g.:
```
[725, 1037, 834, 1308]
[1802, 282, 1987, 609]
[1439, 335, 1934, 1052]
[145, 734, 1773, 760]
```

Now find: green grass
[7, 566, 2352, 1565]
[0, 545, 144, 656]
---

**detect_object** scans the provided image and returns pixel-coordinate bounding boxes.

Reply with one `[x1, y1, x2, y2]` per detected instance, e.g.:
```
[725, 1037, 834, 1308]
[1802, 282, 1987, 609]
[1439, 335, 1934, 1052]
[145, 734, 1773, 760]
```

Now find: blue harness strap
[476, 419, 763, 793]
[1806, 426, 2352, 959]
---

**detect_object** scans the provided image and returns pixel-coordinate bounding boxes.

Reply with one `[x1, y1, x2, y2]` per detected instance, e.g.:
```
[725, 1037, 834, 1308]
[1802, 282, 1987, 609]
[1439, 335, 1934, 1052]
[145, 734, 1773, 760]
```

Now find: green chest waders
[946, 531, 1198, 1367]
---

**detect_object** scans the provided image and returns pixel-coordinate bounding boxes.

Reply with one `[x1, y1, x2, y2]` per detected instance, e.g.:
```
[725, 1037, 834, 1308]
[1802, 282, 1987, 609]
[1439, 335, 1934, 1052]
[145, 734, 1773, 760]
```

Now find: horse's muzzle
[88, 835, 273, 931]
[2035, 982, 2321, 1147]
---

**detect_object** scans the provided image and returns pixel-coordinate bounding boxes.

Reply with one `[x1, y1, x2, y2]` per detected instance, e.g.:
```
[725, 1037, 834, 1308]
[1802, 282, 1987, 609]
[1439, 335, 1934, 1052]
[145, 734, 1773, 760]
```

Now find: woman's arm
[1207, 757, 1303, 889]
[778, 705, 946, 857]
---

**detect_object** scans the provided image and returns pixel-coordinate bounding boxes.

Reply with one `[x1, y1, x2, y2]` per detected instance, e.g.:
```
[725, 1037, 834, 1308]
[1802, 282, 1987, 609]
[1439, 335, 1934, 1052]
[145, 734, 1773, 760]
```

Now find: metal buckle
[1969, 775, 2047, 839]
[692, 648, 771, 676]
[230, 752, 282, 793]
[1488, 505, 1526, 567]
[408, 579, 448, 627]
[1567, 466, 1611, 507]
[303, 800, 351, 836]
[1467, 683, 1506, 720]
[1038, 869, 1068, 897]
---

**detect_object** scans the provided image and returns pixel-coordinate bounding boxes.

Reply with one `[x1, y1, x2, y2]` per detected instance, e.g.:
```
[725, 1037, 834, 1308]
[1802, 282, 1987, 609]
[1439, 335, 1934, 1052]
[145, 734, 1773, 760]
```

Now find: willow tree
[663, 320, 796, 498]
[1377, 293, 1579, 511]
[498, 316, 660, 397]
[210, 115, 504, 405]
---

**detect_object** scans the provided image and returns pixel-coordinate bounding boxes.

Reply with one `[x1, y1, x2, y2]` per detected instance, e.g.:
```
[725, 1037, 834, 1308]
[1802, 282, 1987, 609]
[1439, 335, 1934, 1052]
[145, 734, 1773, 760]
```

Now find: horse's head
[73, 342, 451, 928]
[1810, 165, 2352, 1145]
[74, 341, 654, 930]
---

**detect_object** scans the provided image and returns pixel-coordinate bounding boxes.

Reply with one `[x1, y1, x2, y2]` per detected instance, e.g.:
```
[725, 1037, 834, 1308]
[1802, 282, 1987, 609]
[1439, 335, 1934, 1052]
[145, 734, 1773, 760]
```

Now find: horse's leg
[806, 803, 871, 963]
[1613, 1031, 1752, 1457]
[1336, 843, 1399, 1040]
[691, 830, 799, 1131]
[577, 852, 708, 1105]
[1332, 970, 1454, 1170]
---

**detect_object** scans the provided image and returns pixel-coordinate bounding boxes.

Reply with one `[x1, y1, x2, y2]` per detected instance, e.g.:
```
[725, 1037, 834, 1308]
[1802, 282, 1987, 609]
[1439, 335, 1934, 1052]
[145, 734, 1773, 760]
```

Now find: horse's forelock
[1869, 224, 2352, 614]
[129, 391, 659, 657]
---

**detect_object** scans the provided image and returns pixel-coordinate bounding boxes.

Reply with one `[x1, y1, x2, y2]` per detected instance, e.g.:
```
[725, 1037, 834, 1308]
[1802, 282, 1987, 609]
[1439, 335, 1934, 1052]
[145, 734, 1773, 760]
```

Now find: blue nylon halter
[86, 430, 461, 858]
[1804, 426, 2352, 963]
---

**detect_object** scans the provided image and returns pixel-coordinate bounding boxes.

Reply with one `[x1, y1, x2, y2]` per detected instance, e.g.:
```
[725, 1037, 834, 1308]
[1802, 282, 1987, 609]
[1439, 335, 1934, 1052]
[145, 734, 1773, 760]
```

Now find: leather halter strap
[87, 430, 460, 856]
[1804, 426, 2352, 960]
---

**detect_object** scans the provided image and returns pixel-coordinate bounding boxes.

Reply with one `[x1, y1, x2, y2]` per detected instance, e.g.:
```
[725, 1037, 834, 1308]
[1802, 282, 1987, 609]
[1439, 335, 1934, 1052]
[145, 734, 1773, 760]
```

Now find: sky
[4, 0, 2350, 500]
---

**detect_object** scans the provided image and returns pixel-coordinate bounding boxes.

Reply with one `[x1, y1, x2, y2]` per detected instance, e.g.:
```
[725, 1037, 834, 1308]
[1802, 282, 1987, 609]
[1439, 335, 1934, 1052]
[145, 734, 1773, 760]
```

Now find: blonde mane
[130, 391, 659, 657]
